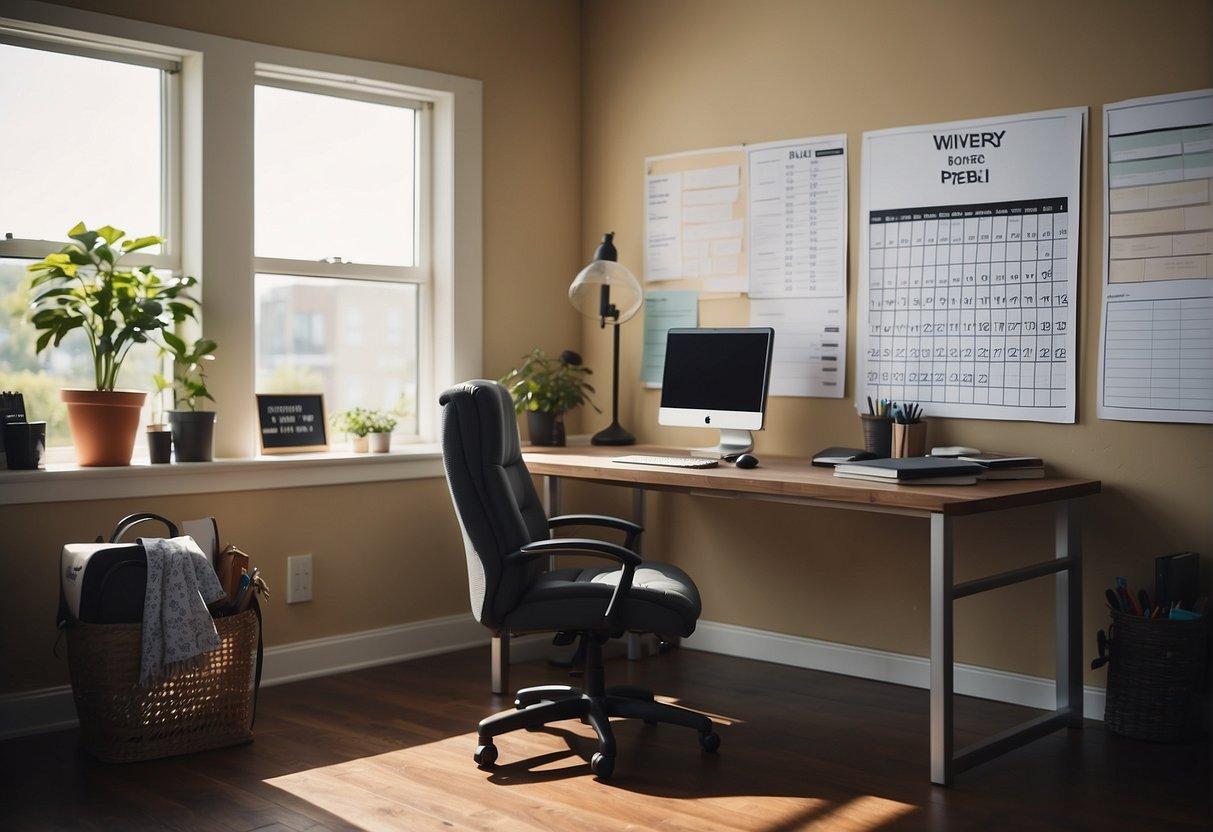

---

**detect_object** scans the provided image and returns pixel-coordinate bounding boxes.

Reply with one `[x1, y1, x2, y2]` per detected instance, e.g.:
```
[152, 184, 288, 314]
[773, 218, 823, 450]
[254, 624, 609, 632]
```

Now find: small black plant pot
[526, 411, 566, 446]
[168, 410, 216, 462]
[146, 428, 173, 464]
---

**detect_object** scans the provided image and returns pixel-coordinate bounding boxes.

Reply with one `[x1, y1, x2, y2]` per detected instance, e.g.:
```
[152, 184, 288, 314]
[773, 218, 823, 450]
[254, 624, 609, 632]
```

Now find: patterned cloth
[139, 536, 227, 687]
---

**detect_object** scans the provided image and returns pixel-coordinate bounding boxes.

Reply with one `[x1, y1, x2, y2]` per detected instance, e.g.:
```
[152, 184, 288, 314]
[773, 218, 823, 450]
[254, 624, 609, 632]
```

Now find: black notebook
[834, 457, 985, 480]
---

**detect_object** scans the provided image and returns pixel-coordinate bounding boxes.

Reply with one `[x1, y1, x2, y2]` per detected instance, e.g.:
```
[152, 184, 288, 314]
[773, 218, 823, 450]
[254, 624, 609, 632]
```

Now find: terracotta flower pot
[60, 388, 147, 467]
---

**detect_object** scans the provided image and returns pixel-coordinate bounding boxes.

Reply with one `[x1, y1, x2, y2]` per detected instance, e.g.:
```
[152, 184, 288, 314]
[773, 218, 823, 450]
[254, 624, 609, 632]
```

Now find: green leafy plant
[330, 407, 399, 438]
[499, 348, 598, 415]
[25, 223, 200, 391]
[159, 332, 217, 411]
[330, 407, 378, 438]
[368, 410, 398, 434]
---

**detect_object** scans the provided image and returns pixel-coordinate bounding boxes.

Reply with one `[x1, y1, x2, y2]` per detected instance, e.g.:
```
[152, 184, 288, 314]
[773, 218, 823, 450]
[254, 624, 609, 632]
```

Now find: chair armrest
[548, 514, 643, 550]
[513, 537, 642, 567]
[507, 538, 641, 625]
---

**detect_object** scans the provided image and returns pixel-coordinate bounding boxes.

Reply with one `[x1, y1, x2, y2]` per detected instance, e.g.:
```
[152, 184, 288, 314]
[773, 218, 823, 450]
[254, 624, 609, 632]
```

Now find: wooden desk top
[523, 445, 1100, 517]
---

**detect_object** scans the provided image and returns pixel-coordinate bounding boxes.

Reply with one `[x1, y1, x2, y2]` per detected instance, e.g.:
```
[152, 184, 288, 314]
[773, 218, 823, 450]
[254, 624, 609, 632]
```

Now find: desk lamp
[568, 232, 643, 445]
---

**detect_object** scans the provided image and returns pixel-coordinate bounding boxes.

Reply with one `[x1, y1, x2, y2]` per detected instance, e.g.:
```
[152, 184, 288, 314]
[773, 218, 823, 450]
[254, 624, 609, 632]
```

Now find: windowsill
[0, 444, 444, 506]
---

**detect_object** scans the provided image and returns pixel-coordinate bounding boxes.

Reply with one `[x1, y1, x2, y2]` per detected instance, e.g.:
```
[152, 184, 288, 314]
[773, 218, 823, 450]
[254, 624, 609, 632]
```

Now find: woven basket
[66, 605, 261, 763]
[1104, 609, 1208, 743]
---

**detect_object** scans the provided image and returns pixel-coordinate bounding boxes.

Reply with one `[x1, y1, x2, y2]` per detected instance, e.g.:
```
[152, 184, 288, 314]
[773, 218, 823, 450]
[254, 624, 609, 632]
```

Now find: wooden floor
[1, 647, 1208, 831]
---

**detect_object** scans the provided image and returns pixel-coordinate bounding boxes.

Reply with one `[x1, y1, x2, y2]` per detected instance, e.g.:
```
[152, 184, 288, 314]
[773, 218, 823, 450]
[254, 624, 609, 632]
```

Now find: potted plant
[499, 349, 598, 446]
[330, 407, 375, 452]
[146, 372, 173, 464]
[26, 223, 199, 466]
[160, 332, 218, 462]
[367, 409, 398, 453]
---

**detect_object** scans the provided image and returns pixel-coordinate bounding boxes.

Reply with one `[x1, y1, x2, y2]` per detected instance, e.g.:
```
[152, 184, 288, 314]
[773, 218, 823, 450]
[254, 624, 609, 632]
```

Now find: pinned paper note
[645, 173, 682, 281]
[642, 291, 699, 386]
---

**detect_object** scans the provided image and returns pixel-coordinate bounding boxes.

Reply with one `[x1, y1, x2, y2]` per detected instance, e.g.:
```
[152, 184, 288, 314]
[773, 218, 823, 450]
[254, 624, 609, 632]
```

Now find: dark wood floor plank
[1, 646, 1208, 832]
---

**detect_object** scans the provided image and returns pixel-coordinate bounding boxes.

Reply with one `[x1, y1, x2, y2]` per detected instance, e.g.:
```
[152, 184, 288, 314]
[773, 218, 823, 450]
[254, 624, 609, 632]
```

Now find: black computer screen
[660, 328, 773, 413]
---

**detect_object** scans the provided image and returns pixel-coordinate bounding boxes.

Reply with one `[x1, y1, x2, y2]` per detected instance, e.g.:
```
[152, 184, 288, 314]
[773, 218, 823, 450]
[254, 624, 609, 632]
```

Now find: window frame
[0, 29, 182, 272]
[0, 1, 483, 462]
[252, 71, 433, 441]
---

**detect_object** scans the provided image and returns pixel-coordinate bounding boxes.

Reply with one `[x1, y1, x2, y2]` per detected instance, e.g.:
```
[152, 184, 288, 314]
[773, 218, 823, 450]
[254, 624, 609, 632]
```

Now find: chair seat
[503, 561, 701, 638]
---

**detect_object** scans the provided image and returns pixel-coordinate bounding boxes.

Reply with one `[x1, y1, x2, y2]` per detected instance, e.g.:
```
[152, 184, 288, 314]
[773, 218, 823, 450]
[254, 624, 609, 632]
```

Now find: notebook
[958, 452, 1044, 469]
[811, 447, 878, 467]
[834, 457, 985, 480]
[834, 471, 979, 486]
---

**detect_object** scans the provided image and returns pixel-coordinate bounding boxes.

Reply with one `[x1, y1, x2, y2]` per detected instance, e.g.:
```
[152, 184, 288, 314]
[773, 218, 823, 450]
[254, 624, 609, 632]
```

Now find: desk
[511, 445, 1100, 786]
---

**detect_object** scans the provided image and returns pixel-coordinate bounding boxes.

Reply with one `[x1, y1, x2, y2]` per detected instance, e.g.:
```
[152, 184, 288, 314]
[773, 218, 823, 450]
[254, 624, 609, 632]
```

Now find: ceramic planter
[352, 435, 370, 453]
[526, 411, 566, 446]
[168, 410, 216, 462]
[61, 388, 147, 467]
[368, 431, 392, 453]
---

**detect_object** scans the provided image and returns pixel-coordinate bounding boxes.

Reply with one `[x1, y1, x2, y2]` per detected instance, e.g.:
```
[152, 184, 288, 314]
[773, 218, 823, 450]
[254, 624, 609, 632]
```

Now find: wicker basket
[66, 605, 261, 763]
[1103, 609, 1208, 743]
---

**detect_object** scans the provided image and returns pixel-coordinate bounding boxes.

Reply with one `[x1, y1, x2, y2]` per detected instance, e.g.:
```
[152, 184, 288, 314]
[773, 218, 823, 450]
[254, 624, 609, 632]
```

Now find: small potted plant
[161, 332, 218, 462]
[146, 372, 173, 464]
[330, 407, 375, 452]
[367, 410, 398, 453]
[500, 348, 598, 446]
[26, 223, 200, 466]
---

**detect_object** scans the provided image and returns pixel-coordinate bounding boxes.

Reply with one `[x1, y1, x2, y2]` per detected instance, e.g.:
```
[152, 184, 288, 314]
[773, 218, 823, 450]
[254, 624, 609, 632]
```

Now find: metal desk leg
[1056, 500, 1083, 727]
[628, 487, 647, 660]
[544, 476, 563, 570]
[930, 512, 954, 786]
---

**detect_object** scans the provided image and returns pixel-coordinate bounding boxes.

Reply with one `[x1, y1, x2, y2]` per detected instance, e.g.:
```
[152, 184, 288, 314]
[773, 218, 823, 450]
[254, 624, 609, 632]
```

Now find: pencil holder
[891, 421, 928, 458]
[860, 415, 892, 458]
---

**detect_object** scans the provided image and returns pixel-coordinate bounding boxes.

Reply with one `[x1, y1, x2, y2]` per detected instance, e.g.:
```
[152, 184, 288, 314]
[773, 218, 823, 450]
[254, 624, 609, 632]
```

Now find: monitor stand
[689, 428, 754, 461]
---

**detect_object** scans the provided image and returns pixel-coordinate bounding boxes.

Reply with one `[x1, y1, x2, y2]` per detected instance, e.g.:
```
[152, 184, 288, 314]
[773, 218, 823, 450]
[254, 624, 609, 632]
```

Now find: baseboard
[1, 613, 489, 740]
[684, 619, 1106, 721]
[1, 614, 1105, 740]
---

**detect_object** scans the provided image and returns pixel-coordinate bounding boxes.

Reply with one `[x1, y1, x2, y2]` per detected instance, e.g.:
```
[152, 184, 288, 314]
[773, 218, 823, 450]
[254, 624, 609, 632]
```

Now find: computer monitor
[658, 327, 774, 457]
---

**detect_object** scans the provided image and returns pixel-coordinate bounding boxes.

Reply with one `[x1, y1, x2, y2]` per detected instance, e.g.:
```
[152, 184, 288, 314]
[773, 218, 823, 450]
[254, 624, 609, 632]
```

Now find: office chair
[439, 380, 719, 779]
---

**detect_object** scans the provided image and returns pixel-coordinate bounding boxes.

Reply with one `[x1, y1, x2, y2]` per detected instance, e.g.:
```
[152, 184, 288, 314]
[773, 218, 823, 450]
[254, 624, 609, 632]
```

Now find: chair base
[474, 636, 719, 779]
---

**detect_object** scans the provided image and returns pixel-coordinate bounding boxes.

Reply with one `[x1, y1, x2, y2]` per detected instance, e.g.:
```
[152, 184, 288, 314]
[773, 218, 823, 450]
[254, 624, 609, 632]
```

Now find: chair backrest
[439, 380, 548, 628]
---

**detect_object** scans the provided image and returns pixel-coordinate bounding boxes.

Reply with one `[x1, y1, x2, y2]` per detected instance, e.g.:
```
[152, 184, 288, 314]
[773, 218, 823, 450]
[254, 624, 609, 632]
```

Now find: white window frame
[0, 1, 483, 474]
[0, 27, 182, 271]
[252, 70, 433, 442]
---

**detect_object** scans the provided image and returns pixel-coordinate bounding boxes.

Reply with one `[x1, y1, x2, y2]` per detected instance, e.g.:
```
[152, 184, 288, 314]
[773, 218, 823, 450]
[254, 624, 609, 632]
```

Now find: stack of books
[957, 452, 1045, 480]
[833, 457, 985, 486]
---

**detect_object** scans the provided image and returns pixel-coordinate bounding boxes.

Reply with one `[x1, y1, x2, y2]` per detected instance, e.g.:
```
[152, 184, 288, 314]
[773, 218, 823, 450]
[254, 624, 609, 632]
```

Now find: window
[0, 5, 481, 465]
[256, 275, 419, 435]
[0, 35, 180, 448]
[254, 77, 428, 443]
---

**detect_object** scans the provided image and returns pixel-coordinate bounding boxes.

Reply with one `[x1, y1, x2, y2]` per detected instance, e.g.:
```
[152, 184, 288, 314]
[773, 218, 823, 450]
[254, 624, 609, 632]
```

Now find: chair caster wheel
[474, 742, 498, 768]
[590, 752, 615, 779]
[698, 731, 721, 753]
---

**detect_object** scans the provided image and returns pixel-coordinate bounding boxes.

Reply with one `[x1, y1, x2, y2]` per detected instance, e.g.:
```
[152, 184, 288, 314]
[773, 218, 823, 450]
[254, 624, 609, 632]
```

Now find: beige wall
[577, 0, 1213, 686]
[1, 0, 583, 694]
[5, 0, 1212, 698]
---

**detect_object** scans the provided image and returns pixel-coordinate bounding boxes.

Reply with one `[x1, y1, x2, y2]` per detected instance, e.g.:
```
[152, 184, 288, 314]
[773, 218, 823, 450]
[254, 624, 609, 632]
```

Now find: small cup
[891, 421, 928, 458]
[147, 427, 173, 464]
[3, 420, 46, 470]
[860, 414, 892, 458]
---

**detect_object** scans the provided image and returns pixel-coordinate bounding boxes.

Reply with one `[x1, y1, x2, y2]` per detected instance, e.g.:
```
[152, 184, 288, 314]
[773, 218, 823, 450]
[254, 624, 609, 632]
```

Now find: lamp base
[591, 421, 635, 446]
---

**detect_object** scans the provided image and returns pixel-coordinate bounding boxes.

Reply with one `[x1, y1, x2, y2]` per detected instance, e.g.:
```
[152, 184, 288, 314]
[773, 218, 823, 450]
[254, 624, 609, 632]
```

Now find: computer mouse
[734, 453, 759, 469]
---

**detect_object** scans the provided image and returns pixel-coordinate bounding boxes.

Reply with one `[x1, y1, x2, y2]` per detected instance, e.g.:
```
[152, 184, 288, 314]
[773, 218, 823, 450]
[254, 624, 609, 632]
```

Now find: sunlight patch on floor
[265, 728, 915, 832]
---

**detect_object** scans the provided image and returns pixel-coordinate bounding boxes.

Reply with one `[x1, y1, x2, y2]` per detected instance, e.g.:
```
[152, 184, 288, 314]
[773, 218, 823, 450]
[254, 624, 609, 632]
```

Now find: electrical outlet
[287, 553, 313, 603]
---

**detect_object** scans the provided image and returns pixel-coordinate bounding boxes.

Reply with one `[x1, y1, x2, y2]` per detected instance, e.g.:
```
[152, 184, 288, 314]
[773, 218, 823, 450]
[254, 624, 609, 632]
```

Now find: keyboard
[612, 454, 719, 469]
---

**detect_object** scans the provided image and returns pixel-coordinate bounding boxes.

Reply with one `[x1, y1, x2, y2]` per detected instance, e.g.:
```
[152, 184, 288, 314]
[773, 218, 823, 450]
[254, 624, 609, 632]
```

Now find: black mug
[3, 420, 46, 470]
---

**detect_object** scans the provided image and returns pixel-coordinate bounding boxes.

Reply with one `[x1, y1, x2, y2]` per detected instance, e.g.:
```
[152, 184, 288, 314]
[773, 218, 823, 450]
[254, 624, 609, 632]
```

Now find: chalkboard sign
[256, 393, 328, 454]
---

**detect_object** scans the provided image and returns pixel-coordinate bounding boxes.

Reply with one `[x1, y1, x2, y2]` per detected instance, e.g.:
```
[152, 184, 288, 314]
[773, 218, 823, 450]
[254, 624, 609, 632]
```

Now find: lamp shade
[568, 233, 643, 324]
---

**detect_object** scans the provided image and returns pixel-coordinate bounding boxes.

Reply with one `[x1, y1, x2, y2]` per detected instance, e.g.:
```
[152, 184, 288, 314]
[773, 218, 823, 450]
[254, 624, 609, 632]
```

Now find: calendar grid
[865, 197, 1070, 408]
